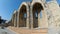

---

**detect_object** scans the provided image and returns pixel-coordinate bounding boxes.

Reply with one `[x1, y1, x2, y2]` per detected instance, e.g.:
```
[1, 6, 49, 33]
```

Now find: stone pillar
[14, 14, 16, 27]
[17, 11, 19, 27]
[30, 6, 33, 29]
[42, 10, 48, 28]
[26, 8, 29, 28]
[41, 10, 45, 28]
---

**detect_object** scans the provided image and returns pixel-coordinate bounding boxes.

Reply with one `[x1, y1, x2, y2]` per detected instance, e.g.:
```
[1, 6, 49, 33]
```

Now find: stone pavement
[8, 26, 48, 34]
[0, 27, 16, 34]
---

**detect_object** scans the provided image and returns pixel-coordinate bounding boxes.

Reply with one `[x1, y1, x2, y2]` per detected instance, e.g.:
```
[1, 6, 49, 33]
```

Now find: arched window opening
[32, 3, 43, 28]
[19, 5, 27, 27]
[24, 13, 27, 18]
[40, 11, 42, 18]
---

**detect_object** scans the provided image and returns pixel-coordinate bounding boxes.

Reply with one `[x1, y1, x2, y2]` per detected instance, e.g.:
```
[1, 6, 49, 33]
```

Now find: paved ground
[8, 26, 48, 34]
[0, 27, 16, 34]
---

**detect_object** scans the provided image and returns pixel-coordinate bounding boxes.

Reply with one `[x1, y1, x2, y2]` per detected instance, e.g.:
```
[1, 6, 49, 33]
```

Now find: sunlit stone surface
[6, 0, 60, 34]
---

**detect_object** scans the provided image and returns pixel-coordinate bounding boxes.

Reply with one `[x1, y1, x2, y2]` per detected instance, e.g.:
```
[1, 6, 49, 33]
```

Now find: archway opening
[19, 5, 27, 27]
[32, 3, 44, 28]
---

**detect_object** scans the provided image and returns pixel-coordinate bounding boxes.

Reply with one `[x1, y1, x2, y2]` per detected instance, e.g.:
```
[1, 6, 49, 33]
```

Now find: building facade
[10, 0, 60, 34]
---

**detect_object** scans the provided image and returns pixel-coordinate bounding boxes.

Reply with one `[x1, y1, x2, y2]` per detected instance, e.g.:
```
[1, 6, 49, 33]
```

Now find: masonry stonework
[10, 0, 60, 34]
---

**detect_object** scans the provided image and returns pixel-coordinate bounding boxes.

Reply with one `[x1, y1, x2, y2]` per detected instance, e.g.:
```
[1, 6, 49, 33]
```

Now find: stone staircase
[8, 26, 48, 34]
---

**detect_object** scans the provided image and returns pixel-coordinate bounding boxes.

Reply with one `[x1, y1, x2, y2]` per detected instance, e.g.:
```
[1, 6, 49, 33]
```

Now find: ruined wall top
[32, 0, 46, 3]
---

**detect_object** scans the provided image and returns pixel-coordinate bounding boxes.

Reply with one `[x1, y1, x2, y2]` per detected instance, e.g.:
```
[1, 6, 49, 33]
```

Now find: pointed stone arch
[30, 1, 48, 28]
[17, 2, 29, 28]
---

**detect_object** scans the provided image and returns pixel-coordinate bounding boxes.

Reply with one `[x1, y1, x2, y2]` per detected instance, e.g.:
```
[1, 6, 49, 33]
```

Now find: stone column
[14, 14, 16, 27]
[41, 10, 44, 28]
[42, 10, 48, 28]
[26, 8, 29, 28]
[17, 11, 19, 27]
[30, 6, 33, 29]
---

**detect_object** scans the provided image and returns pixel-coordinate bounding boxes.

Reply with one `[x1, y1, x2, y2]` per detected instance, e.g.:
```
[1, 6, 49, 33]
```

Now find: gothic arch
[30, 1, 48, 28]
[18, 2, 29, 27]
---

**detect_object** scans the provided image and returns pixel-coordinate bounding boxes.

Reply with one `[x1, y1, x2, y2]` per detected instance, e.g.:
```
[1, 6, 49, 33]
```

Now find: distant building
[0, 16, 6, 24]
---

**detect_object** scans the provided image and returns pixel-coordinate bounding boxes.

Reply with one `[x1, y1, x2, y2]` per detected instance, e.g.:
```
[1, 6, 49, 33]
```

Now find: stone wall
[9, 0, 60, 34]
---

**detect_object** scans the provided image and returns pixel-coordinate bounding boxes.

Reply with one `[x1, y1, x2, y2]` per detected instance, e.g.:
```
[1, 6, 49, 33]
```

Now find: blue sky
[0, 0, 31, 20]
[0, 0, 60, 20]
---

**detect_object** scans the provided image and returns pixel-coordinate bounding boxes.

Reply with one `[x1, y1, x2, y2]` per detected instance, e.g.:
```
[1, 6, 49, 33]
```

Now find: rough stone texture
[8, 26, 48, 34]
[47, 0, 60, 34]
[8, 0, 60, 34]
